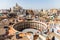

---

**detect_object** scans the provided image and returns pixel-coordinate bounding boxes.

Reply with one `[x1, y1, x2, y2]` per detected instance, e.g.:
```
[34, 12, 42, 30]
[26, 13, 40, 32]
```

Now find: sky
[0, 0, 60, 9]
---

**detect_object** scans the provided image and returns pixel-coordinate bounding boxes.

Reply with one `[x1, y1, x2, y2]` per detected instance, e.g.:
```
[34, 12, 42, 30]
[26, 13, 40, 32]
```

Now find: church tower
[13, 3, 23, 12]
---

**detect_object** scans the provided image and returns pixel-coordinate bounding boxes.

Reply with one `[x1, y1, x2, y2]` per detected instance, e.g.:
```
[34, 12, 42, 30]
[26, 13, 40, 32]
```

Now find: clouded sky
[0, 0, 60, 9]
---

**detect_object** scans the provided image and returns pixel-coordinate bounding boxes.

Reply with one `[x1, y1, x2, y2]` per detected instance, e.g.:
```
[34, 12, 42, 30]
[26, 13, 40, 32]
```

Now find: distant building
[50, 9, 58, 14]
[10, 3, 24, 15]
[13, 3, 23, 12]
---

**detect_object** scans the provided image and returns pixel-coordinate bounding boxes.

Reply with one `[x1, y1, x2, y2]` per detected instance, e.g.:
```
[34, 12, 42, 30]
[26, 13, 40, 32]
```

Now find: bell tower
[13, 3, 23, 12]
